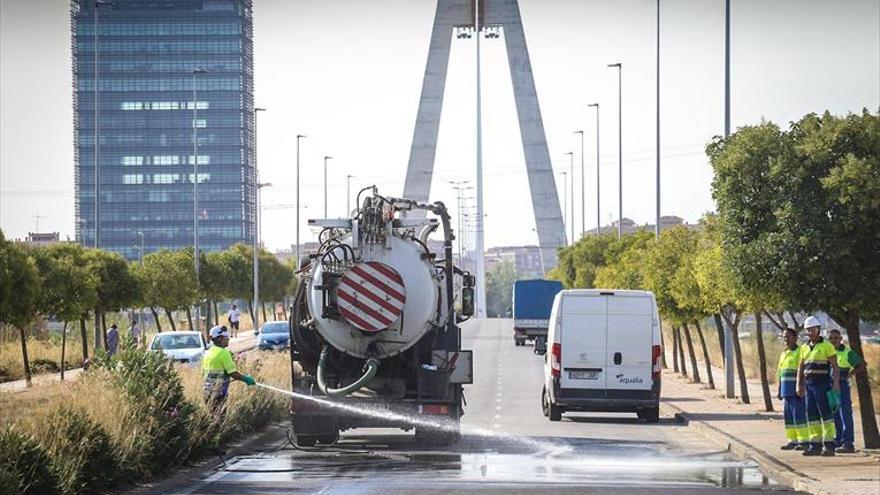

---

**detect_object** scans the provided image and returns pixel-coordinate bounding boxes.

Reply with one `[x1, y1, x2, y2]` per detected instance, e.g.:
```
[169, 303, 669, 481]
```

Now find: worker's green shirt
[202, 345, 237, 376]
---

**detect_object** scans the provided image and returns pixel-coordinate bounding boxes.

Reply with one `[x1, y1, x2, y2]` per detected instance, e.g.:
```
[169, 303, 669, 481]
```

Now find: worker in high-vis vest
[796, 316, 840, 456]
[777, 327, 808, 450]
[828, 328, 867, 453]
[203, 325, 255, 421]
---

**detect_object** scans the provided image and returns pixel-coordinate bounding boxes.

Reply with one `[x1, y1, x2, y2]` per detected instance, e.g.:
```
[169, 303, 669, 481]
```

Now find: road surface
[165, 319, 806, 494]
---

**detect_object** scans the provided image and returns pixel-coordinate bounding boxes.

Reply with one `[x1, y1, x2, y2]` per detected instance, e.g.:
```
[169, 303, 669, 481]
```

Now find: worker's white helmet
[803, 315, 821, 330]
[209, 325, 229, 339]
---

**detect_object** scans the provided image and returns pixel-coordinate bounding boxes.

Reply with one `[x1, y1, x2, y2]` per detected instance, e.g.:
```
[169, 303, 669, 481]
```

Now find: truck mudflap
[291, 393, 463, 446]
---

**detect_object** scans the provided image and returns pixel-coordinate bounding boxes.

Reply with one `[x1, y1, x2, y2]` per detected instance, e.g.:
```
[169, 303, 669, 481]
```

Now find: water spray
[254, 382, 567, 455]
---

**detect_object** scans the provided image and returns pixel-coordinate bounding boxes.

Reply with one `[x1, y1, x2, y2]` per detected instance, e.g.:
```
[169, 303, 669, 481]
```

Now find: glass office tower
[71, 0, 255, 259]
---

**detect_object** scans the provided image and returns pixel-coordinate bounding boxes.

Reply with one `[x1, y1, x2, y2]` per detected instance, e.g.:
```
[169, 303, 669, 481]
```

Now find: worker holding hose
[203, 325, 256, 422]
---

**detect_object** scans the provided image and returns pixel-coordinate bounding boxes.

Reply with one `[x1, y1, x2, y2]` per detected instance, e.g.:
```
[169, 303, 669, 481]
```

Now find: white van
[540, 289, 662, 422]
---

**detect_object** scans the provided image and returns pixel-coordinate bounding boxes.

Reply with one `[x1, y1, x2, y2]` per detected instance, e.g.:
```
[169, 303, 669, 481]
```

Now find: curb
[123, 422, 289, 495]
[663, 402, 833, 495]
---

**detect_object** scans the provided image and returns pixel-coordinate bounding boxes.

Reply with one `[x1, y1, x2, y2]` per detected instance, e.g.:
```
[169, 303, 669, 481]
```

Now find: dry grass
[0, 337, 85, 383]
[1, 348, 291, 493]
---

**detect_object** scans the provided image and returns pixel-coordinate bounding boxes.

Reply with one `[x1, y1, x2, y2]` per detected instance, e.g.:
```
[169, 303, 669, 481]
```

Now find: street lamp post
[588, 103, 600, 236]
[449, 180, 472, 267]
[137, 231, 144, 337]
[474, 0, 487, 318]
[323, 156, 333, 218]
[560, 170, 568, 245]
[723, 0, 734, 399]
[655, 0, 661, 239]
[575, 130, 585, 238]
[254, 181, 271, 331]
[565, 152, 575, 244]
[607, 63, 622, 239]
[296, 135, 307, 267]
[253, 107, 266, 333]
[192, 68, 206, 335]
[346, 174, 354, 214]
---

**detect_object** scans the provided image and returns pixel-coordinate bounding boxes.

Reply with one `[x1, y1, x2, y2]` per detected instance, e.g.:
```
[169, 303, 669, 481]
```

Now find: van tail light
[551, 343, 562, 378]
[651, 344, 662, 380]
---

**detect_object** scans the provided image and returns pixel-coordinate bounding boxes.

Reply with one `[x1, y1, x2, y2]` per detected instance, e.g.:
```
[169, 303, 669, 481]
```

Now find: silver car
[149, 331, 206, 365]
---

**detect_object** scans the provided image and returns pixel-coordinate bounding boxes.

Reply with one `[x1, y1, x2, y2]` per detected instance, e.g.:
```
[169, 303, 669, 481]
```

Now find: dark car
[258, 321, 290, 350]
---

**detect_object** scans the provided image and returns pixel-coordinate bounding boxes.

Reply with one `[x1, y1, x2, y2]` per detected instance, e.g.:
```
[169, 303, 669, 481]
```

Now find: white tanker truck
[287, 188, 475, 446]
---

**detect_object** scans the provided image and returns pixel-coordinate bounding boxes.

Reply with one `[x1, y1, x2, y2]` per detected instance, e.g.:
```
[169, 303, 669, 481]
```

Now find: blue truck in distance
[512, 279, 564, 346]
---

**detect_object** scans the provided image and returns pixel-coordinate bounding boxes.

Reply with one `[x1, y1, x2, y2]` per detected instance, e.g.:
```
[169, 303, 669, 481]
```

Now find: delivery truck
[512, 279, 563, 346]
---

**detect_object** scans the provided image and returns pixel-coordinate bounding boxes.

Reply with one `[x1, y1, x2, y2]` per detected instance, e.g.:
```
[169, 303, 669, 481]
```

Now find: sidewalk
[661, 367, 880, 495]
[0, 332, 258, 394]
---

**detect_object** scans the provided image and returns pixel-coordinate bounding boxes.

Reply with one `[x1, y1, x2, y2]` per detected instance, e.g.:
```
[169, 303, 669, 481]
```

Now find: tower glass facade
[71, 0, 255, 259]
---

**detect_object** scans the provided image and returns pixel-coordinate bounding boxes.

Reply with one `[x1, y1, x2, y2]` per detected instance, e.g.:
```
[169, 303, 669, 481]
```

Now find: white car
[540, 289, 662, 423]
[149, 331, 206, 365]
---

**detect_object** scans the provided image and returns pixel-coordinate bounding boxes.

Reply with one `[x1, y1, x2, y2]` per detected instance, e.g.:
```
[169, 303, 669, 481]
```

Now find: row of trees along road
[548, 110, 879, 449]
[0, 234, 296, 386]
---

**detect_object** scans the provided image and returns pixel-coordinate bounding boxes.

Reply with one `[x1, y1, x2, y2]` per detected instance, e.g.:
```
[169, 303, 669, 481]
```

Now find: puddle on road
[238, 383, 773, 488]
[217, 445, 772, 488]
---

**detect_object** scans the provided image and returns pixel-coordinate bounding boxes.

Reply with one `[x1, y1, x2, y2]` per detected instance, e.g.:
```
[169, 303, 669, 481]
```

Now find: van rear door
[604, 295, 653, 395]
[559, 294, 606, 392]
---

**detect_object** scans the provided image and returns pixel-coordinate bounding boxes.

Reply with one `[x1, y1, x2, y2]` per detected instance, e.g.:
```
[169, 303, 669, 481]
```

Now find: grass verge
[0, 344, 289, 495]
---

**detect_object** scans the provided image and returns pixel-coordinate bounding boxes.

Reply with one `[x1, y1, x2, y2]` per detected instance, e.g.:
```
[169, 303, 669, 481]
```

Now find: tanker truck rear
[287, 188, 474, 446]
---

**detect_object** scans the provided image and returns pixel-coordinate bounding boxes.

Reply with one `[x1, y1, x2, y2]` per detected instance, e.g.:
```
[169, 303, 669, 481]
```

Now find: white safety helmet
[209, 325, 229, 339]
[803, 315, 821, 330]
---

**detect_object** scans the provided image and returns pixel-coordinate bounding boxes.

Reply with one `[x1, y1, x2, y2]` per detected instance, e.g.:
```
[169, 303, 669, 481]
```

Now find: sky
[1, 0, 879, 252]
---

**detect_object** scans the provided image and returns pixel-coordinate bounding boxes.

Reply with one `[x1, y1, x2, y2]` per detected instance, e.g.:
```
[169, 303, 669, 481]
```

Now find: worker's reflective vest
[800, 338, 836, 383]
[836, 345, 853, 383]
[777, 346, 801, 397]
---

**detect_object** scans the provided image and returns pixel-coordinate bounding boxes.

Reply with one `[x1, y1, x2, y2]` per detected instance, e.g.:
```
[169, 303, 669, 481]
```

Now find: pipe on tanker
[316, 345, 380, 397]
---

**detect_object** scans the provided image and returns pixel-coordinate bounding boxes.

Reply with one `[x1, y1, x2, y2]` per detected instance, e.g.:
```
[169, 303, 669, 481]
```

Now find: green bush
[41, 408, 121, 495]
[0, 467, 19, 495]
[29, 358, 60, 374]
[0, 426, 60, 495]
[94, 346, 197, 477]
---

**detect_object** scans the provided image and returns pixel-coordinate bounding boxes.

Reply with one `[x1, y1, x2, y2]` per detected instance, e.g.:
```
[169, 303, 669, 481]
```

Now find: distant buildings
[71, 0, 255, 260]
[23, 232, 64, 247]
[599, 215, 692, 236]
[485, 246, 545, 279]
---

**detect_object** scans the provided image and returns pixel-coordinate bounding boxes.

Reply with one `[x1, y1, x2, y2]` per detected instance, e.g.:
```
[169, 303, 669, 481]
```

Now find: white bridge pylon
[403, 0, 567, 271]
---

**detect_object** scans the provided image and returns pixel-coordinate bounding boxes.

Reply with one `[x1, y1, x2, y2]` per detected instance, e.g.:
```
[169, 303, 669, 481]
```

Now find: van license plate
[568, 370, 599, 380]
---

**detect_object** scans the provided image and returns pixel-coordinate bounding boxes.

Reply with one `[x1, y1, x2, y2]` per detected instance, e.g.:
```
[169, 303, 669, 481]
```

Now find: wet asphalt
[165, 318, 806, 494]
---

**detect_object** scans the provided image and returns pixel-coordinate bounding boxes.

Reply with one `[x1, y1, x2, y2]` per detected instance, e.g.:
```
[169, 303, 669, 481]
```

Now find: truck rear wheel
[638, 406, 660, 424]
[317, 429, 339, 445]
[295, 435, 317, 447]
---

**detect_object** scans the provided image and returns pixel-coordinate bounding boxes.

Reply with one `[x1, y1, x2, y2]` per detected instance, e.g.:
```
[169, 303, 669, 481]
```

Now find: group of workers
[777, 315, 867, 456]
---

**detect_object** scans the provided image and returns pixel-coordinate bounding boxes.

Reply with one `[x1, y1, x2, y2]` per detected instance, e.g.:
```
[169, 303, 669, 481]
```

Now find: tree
[221, 244, 256, 324]
[782, 111, 880, 445]
[200, 251, 230, 328]
[486, 260, 517, 318]
[549, 233, 619, 288]
[259, 250, 293, 321]
[30, 243, 97, 379]
[593, 231, 654, 290]
[710, 111, 880, 444]
[670, 236, 715, 390]
[135, 250, 197, 333]
[0, 231, 40, 387]
[693, 240, 750, 403]
[83, 249, 139, 349]
[643, 227, 701, 383]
